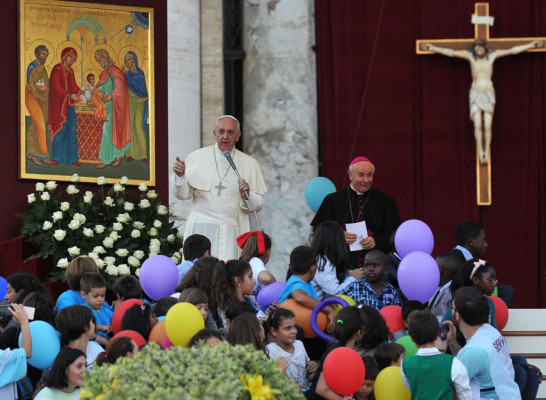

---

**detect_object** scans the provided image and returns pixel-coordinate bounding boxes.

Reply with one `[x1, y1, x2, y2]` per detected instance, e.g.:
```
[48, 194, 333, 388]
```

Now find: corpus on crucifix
[417, 2, 546, 205]
[422, 39, 543, 166]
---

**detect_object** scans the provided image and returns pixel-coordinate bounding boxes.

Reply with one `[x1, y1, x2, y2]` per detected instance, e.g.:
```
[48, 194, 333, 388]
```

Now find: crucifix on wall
[416, 3, 545, 205]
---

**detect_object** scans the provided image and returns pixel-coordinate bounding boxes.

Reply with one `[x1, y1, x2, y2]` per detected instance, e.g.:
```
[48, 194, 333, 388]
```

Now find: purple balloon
[257, 281, 286, 309]
[311, 297, 349, 341]
[139, 255, 179, 300]
[398, 251, 440, 303]
[395, 219, 434, 258]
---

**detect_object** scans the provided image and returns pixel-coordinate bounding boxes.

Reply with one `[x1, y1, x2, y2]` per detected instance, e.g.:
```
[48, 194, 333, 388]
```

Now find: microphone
[222, 150, 261, 231]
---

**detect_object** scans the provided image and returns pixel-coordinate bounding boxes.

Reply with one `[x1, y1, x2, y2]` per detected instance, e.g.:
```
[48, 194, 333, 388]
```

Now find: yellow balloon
[374, 366, 411, 400]
[331, 295, 356, 316]
[165, 302, 205, 347]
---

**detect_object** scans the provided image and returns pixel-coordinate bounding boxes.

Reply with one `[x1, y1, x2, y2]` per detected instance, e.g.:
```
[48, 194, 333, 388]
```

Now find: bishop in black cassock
[310, 157, 401, 270]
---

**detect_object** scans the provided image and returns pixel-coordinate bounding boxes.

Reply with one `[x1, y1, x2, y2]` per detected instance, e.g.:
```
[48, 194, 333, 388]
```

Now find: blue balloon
[0, 277, 7, 300]
[256, 281, 286, 309]
[305, 177, 336, 212]
[18, 320, 60, 369]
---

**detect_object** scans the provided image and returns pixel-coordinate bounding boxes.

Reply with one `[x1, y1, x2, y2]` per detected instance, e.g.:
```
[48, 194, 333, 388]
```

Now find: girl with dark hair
[310, 221, 365, 300]
[227, 313, 265, 352]
[95, 337, 138, 366]
[238, 231, 276, 295]
[306, 306, 367, 399]
[266, 308, 317, 389]
[121, 303, 157, 341]
[357, 305, 390, 357]
[175, 257, 233, 332]
[34, 347, 86, 400]
[224, 260, 269, 321]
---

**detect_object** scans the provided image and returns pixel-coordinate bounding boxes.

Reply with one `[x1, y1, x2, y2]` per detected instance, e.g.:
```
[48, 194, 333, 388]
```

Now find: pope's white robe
[173, 145, 267, 260]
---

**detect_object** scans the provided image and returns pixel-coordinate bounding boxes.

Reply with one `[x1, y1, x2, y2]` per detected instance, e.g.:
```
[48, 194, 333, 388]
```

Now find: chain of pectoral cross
[214, 148, 231, 196]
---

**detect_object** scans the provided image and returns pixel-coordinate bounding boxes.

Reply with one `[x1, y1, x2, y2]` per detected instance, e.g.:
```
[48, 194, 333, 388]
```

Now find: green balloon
[493, 286, 498, 296]
[395, 335, 418, 357]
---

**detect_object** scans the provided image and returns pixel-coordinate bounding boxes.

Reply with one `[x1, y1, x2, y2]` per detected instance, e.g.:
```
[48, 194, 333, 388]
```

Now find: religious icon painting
[19, 0, 156, 185]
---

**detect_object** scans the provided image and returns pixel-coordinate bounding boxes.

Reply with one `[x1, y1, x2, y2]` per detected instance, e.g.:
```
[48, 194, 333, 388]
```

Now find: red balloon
[379, 305, 405, 335]
[111, 299, 144, 334]
[112, 330, 147, 348]
[323, 347, 365, 396]
[488, 295, 509, 331]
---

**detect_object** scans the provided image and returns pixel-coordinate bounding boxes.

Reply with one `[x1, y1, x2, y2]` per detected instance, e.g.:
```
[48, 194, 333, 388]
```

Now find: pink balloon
[398, 251, 439, 303]
[395, 219, 434, 258]
[162, 335, 174, 349]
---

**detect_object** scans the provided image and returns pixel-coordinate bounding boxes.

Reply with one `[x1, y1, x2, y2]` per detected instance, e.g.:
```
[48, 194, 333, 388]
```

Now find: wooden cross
[416, 3, 546, 205]
[215, 182, 226, 196]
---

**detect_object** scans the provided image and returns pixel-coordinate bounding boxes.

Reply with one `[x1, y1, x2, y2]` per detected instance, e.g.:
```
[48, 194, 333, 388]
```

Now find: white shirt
[311, 256, 356, 300]
[267, 341, 310, 387]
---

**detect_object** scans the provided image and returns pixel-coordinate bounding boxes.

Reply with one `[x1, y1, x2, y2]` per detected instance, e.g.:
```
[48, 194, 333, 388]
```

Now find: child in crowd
[228, 313, 266, 352]
[428, 252, 463, 321]
[34, 347, 86, 400]
[121, 303, 157, 341]
[238, 231, 276, 296]
[79, 273, 113, 346]
[84, 73, 107, 122]
[225, 260, 267, 319]
[2, 273, 46, 330]
[56, 257, 99, 312]
[0, 304, 32, 400]
[311, 221, 365, 300]
[112, 275, 144, 309]
[355, 356, 379, 400]
[338, 250, 402, 310]
[393, 300, 426, 341]
[153, 296, 177, 318]
[401, 310, 472, 400]
[373, 342, 405, 371]
[266, 308, 317, 390]
[188, 329, 223, 347]
[175, 257, 228, 330]
[95, 337, 138, 366]
[278, 246, 335, 327]
[306, 306, 367, 400]
[178, 288, 215, 329]
[55, 305, 102, 370]
[356, 305, 390, 357]
[177, 234, 211, 283]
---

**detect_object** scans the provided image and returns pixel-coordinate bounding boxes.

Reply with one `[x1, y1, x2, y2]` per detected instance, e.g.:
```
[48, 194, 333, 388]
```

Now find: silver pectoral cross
[215, 182, 226, 196]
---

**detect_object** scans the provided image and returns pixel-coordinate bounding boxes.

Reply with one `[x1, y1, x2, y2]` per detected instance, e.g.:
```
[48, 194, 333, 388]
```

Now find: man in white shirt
[172, 115, 267, 260]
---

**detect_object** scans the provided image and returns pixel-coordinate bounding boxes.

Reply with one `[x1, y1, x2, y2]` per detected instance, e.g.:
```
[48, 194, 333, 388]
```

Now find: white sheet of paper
[345, 221, 368, 252]
[24, 306, 35, 320]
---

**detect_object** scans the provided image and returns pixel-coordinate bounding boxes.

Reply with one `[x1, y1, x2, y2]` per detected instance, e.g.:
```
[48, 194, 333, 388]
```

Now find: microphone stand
[229, 166, 262, 232]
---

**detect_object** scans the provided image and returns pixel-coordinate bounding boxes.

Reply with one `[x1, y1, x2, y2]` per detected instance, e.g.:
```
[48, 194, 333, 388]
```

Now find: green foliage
[81, 342, 304, 400]
[19, 176, 183, 286]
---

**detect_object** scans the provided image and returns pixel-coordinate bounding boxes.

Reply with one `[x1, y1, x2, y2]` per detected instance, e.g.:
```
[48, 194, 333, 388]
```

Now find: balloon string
[342, 0, 387, 184]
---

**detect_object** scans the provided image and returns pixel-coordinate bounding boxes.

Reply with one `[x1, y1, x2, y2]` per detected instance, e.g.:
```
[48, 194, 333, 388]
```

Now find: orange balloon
[279, 299, 328, 338]
[148, 319, 167, 344]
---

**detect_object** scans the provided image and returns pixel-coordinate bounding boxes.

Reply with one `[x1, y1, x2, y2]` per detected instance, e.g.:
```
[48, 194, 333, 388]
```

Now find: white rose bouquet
[20, 175, 183, 286]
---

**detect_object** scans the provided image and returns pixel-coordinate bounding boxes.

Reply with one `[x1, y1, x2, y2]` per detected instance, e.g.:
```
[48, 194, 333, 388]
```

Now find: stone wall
[243, 0, 318, 279]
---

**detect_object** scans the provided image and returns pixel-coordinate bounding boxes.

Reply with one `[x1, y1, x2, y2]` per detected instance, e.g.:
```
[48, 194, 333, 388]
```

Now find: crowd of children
[0, 222, 540, 400]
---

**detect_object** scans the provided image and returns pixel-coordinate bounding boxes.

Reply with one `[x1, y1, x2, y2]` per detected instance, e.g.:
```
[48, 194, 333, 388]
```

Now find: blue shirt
[177, 258, 196, 283]
[87, 302, 114, 338]
[55, 290, 85, 313]
[278, 276, 317, 304]
[337, 279, 402, 310]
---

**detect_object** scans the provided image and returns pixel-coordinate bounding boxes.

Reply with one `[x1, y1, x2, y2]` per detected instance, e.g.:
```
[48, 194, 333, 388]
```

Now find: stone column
[167, 0, 210, 232]
[243, 0, 318, 279]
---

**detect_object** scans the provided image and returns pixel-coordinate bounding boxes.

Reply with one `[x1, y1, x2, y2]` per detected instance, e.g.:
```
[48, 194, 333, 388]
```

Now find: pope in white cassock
[172, 115, 267, 260]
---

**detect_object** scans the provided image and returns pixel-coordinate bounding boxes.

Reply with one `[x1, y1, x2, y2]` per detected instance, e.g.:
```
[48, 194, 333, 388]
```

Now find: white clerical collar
[215, 145, 235, 160]
[350, 184, 366, 196]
